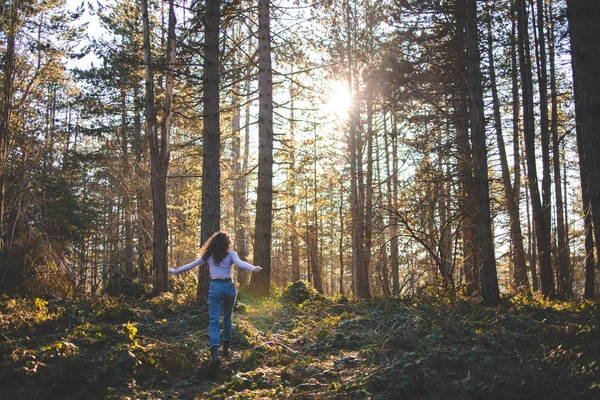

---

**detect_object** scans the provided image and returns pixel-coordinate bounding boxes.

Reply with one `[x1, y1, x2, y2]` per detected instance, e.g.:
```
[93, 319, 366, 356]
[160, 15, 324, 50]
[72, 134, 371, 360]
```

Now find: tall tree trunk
[516, 0, 555, 298]
[0, 1, 17, 258]
[344, 0, 370, 299]
[232, 93, 249, 284]
[548, 0, 571, 298]
[133, 81, 152, 281]
[532, 0, 556, 297]
[338, 177, 346, 295]
[510, 8, 537, 292]
[566, 0, 600, 299]
[310, 125, 323, 293]
[364, 83, 374, 283]
[464, 0, 500, 305]
[120, 82, 134, 280]
[197, 0, 221, 302]
[385, 114, 400, 296]
[231, 22, 250, 287]
[486, 13, 529, 291]
[236, 36, 255, 287]
[249, 0, 274, 296]
[374, 127, 391, 297]
[578, 133, 596, 300]
[454, 1, 478, 297]
[391, 116, 400, 296]
[288, 82, 301, 282]
[141, 0, 172, 294]
[308, 224, 323, 293]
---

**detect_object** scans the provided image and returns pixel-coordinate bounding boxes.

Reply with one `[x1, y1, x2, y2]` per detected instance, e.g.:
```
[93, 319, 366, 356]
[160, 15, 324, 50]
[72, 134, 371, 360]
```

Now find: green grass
[0, 290, 598, 399]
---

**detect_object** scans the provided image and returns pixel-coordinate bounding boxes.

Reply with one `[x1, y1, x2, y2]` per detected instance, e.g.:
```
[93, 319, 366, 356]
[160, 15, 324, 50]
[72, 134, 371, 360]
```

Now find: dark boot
[222, 340, 230, 358]
[210, 345, 220, 362]
[206, 345, 220, 379]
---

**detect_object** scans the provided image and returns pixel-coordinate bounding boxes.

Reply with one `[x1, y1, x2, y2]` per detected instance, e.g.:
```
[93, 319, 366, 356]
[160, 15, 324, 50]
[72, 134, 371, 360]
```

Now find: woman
[169, 231, 262, 364]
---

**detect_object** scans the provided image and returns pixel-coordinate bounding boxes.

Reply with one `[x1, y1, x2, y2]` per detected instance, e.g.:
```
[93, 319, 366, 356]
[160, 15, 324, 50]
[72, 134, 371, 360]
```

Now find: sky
[65, 0, 110, 69]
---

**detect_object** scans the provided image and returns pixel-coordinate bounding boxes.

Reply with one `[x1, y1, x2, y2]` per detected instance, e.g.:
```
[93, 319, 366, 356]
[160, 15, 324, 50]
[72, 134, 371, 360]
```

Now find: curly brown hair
[199, 231, 232, 263]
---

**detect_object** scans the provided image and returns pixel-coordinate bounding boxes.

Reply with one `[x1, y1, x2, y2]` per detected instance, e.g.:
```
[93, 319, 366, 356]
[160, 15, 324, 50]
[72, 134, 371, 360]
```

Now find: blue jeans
[208, 280, 237, 347]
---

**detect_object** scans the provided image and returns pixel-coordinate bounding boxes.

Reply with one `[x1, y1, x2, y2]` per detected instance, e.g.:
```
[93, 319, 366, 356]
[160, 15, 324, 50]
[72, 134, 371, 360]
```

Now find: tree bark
[141, 0, 172, 294]
[133, 81, 152, 281]
[464, 0, 500, 305]
[385, 114, 400, 296]
[516, 0, 555, 298]
[197, 0, 221, 302]
[486, 13, 529, 292]
[249, 0, 274, 296]
[566, 0, 600, 300]
[0, 1, 17, 257]
[454, 1, 478, 297]
[548, 1, 571, 298]
[532, 0, 556, 297]
[120, 82, 134, 280]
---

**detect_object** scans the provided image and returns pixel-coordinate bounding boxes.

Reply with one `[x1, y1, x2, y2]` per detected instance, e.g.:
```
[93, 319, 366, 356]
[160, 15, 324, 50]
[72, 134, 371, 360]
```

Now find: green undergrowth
[1, 289, 599, 399]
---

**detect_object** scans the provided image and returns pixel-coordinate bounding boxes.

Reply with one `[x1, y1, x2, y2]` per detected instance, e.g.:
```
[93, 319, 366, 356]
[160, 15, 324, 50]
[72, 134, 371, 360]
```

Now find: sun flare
[324, 80, 352, 118]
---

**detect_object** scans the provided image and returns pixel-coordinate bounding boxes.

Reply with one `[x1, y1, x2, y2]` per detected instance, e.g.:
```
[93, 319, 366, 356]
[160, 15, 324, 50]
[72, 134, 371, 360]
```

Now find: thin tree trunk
[249, 0, 274, 296]
[516, 0, 555, 298]
[285, 79, 301, 283]
[232, 92, 249, 284]
[310, 125, 323, 293]
[343, 0, 369, 299]
[338, 177, 345, 295]
[454, 1, 478, 297]
[579, 160, 596, 299]
[308, 224, 322, 293]
[486, 13, 529, 291]
[141, 0, 171, 293]
[120, 82, 134, 280]
[391, 115, 400, 296]
[385, 114, 399, 296]
[0, 1, 17, 257]
[237, 34, 254, 287]
[532, 0, 556, 298]
[231, 22, 250, 286]
[364, 83, 374, 282]
[547, 0, 571, 298]
[133, 81, 152, 281]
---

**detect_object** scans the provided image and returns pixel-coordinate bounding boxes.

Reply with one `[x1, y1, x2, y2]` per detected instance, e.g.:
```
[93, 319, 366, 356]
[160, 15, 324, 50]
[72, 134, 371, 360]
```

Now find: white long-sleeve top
[168, 251, 258, 278]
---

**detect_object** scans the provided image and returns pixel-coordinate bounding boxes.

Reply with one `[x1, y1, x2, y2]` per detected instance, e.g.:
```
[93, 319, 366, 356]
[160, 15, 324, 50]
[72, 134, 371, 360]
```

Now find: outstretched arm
[231, 251, 262, 272]
[169, 256, 204, 274]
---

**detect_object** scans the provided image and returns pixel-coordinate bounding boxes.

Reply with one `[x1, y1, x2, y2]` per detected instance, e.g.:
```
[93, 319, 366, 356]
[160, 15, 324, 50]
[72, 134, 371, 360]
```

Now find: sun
[324, 80, 352, 118]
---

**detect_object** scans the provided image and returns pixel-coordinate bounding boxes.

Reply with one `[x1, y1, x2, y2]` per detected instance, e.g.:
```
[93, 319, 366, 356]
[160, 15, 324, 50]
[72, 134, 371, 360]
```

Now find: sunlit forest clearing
[1, 0, 600, 398]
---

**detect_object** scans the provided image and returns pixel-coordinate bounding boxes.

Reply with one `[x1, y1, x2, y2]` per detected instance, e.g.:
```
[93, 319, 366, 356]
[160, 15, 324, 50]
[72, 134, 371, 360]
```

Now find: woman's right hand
[254, 266, 262, 272]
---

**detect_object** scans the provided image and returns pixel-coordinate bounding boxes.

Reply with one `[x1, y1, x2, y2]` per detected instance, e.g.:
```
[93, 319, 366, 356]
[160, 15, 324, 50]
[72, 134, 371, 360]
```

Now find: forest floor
[1, 284, 599, 399]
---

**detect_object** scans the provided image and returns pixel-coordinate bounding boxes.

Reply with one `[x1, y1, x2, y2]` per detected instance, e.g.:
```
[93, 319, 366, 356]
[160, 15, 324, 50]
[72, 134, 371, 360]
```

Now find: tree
[547, 0, 571, 298]
[566, 0, 600, 299]
[516, 0, 555, 298]
[463, 0, 499, 304]
[196, 0, 222, 302]
[0, 0, 86, 296]
[485, 4, 529, 292]
[141, 0, 176, 293]
[249, 0, 274, 296]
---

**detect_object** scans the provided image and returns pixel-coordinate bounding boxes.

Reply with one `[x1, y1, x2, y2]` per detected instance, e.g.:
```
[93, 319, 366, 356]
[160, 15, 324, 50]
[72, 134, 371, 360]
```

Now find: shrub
[280, 281, 321, 306]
